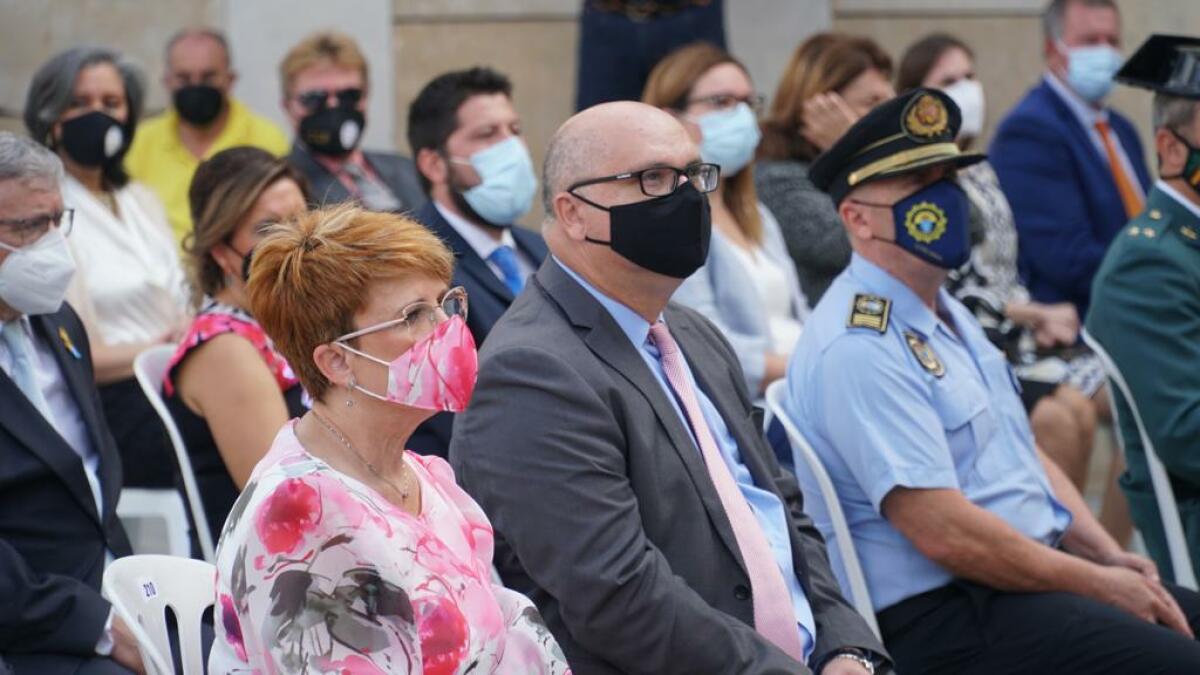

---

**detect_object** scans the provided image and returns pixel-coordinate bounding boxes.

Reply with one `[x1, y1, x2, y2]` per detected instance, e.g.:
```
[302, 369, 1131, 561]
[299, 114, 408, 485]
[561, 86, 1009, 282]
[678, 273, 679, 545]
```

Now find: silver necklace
[310, 411, 412, 501]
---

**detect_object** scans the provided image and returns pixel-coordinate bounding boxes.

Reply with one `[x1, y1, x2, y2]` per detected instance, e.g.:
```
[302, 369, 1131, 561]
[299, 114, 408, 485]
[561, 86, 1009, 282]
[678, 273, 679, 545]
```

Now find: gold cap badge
[903, 94, 949, 140]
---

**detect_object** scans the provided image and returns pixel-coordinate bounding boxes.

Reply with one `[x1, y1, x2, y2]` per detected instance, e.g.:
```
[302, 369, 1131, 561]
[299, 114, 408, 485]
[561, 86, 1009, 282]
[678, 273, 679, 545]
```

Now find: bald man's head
[541, 101, 695, 216]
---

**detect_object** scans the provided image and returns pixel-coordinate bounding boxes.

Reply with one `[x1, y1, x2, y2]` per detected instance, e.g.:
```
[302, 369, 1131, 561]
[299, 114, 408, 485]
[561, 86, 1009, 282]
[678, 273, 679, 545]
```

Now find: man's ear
[416, 147, 448, 188]
[1156, 126, 1186, 176]
[839, 199, 875, 243]
[554, 192, 588, 241]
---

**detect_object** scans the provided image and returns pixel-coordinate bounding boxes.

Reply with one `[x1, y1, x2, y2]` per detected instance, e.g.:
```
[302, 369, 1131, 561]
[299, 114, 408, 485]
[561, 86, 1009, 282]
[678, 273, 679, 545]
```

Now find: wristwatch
[826, 648, 876, 674]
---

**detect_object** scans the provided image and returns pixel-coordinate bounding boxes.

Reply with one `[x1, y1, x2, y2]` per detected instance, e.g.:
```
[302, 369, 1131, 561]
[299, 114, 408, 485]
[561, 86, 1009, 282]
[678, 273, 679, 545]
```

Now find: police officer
[784, 87, 1200, 673]
[1088, 35, 1200, 584]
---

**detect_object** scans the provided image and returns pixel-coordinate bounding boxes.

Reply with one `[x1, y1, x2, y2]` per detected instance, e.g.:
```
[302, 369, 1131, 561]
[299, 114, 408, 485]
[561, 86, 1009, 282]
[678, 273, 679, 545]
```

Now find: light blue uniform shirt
[556, 257, 816, 660]
[786, 254, 1073, 611]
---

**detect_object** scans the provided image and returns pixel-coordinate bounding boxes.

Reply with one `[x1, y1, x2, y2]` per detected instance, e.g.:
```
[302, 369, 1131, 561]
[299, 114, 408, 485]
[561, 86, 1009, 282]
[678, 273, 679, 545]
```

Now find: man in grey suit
[450, 102, 888, 674]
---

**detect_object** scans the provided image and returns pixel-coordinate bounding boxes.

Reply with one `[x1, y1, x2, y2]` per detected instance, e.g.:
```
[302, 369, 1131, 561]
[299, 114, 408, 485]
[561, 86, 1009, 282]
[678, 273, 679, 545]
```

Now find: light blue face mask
[693, 102, 762, 176]
[1061, 42, 1123, 103]
[452, 136, 538, 226]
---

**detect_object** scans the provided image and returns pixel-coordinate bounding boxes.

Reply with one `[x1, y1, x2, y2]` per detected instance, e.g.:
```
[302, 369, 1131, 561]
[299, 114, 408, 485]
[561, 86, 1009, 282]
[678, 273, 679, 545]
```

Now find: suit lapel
[533, 262, 747, 572]
[423, 203, 516, 302]
[290, 144, 352, 207]
[33, 314, 121, 524]
[0, 318, 101, 523]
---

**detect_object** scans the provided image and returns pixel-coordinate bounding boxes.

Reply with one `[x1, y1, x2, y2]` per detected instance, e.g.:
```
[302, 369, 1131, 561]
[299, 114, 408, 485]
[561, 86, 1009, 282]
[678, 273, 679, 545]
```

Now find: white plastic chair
[1081, 329, 1198, 589]
[117, 488, 191, 557]
[133, 345, 216, 562]
[102, 554, 216, 675]
[763, 380, 881, 638]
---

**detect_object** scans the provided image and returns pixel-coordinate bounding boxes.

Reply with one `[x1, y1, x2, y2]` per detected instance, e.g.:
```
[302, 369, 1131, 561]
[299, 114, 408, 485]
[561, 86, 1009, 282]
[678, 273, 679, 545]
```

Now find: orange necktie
[1095, 119, 1144, 218]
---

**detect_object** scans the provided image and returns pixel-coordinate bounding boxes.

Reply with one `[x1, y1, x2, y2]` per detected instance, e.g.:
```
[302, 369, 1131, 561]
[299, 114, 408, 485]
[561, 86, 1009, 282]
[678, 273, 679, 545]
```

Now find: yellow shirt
[125, 98, 290, 243]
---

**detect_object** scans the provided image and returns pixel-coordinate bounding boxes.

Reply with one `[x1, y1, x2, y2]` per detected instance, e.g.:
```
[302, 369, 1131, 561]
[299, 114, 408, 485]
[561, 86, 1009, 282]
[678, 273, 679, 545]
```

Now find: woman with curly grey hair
[25, 46, 189, 488]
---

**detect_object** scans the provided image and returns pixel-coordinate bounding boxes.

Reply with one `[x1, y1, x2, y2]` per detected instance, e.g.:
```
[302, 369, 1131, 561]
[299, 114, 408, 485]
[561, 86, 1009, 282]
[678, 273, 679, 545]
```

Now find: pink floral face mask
[336, 289, 478, 412]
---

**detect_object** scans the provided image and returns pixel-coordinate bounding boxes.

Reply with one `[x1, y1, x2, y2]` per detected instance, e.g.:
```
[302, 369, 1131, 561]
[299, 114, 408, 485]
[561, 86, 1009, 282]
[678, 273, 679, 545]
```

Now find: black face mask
[58, 111, 127, 167]
[581, 182, 712, 279]
[233, 245, 254, 283]
[299, 106, 365, 157]
[173, 84, 224, 126]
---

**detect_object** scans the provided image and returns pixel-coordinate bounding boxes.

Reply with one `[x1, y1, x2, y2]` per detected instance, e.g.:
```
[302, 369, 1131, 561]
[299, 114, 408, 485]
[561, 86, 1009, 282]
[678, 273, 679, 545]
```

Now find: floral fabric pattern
[210, 422, 570, 675]
[164, 301, 299, 397]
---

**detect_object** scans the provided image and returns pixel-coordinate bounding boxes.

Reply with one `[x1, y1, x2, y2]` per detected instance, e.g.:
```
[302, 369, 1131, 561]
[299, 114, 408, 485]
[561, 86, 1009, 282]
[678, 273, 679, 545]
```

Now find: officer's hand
[801, 93, 860, 152]
[1093, 565, 1192, 637]
[1103, 549, 1160, 581]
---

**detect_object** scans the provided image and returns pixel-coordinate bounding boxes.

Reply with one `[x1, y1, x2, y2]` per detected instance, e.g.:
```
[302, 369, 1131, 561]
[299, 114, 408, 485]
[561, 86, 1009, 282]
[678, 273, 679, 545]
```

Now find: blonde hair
[247, 205, 454, 400]
[642, 42, 762, 245]
[279, 31, 368, 99]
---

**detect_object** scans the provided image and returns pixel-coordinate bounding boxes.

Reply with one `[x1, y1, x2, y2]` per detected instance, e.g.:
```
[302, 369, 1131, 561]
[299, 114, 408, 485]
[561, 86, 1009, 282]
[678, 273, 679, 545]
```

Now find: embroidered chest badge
[904, 331, 945, 378]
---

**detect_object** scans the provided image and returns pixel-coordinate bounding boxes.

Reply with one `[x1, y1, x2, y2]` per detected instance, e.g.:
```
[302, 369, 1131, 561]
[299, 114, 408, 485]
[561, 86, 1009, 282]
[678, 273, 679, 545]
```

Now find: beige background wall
[2, 0, 1199, 187]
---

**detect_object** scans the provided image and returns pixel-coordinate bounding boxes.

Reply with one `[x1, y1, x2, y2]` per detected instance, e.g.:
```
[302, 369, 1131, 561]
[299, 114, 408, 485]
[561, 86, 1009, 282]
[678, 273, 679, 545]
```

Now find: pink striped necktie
[647, 321, 805, 661]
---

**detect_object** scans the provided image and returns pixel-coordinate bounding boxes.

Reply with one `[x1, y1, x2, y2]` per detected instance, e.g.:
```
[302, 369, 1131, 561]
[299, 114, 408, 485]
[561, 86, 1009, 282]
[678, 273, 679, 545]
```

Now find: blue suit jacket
[408, 200, 548, 458]
[990, 79, 1150, 318]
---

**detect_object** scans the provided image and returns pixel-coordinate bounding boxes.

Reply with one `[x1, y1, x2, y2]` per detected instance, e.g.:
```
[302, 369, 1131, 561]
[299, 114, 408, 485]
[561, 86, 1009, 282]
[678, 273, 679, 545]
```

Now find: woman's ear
[312, 342, 353, 390]
[210, 242, 242, 282]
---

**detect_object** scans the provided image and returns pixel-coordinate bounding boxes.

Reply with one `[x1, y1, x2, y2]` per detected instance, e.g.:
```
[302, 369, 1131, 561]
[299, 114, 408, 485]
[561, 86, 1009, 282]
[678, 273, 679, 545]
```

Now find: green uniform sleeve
[1089, 235, 1200, 483]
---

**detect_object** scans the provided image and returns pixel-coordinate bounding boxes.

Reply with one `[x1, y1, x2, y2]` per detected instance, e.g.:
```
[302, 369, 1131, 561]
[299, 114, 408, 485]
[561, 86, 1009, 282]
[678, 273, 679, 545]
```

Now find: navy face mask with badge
[853, 178, 972, 269]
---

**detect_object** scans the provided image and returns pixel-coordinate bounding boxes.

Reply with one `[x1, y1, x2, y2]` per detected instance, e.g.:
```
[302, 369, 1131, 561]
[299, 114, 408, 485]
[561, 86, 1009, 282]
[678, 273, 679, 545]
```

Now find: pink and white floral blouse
[210, 421, 570, 675]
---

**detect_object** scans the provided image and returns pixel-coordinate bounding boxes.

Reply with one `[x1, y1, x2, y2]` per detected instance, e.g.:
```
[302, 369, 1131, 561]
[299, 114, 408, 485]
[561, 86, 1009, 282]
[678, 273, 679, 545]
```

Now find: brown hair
[247, 205, 454, 400]
[897, 33, 974, 94]
[186, 146, 308, 308]
[759, 32, 892, 162]
[279, 31, 368, 99]
[642, 42, 762, 244]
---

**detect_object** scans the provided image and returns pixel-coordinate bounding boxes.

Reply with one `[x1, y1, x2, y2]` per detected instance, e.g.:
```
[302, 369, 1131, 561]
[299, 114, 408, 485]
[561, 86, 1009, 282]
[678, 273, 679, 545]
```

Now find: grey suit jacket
[287, 142, 427, 213]
[450, 259, 888, 674]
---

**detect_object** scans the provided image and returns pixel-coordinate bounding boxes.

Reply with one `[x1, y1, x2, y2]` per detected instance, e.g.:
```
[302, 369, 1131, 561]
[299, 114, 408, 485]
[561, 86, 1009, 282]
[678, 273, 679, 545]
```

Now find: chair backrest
[764, 380, 881, 638]
[102, 554, 216, 675]
[1081, 329, 1197, 589]
[132, 345, 215, 562]
[117, 488, 191, 557]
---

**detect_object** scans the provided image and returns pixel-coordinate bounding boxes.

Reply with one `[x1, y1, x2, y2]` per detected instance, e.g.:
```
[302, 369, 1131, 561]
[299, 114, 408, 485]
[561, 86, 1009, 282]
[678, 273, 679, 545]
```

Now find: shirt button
[734, 584, 751, 601]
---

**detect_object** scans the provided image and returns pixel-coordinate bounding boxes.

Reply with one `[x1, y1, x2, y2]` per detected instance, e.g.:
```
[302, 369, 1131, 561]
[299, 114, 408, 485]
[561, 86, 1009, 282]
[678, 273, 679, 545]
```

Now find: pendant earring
[346, 377, 356, 407]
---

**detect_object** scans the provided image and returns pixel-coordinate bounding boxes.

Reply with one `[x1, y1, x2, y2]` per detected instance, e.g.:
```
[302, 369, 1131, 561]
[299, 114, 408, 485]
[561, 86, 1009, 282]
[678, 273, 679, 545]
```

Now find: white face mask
[943, 78, 985, 140]
[0, 227, 77, 315]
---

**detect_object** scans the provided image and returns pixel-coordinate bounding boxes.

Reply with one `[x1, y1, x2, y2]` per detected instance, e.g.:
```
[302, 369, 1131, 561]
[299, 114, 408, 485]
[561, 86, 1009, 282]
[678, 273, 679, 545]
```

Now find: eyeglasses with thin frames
[0, 208, 74, 250]
[338, 286, 469, 344]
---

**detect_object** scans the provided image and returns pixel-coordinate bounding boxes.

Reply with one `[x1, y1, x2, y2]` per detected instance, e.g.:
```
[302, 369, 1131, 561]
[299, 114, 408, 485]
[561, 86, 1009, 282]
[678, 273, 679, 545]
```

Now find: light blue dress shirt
[555, 257, 816, 660]
[786, 254, 1073, 611]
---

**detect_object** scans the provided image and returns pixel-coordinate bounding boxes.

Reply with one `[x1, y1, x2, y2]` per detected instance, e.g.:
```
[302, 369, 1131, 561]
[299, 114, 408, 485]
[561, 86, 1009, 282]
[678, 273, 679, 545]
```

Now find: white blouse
[727, 242, 803, 356]
[62, 175, 188, 346]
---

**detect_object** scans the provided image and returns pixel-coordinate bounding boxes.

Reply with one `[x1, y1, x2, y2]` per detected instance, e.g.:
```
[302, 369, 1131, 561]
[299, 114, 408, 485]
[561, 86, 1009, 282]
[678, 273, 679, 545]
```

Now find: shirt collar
[434, 200, 517, 262]
[552, 255, 658, 349]
[1156, 180, 1200, 220]
[1043, 71, 1109, 127]
[847, 253, 955, 338]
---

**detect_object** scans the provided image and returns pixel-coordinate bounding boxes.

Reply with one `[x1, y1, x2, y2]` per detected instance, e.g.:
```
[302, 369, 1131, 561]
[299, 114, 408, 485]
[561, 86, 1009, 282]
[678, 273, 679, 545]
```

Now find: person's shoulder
[364, 148, 416, 169]
[232, 101, 290, 155]
[130, 111, 172, 145]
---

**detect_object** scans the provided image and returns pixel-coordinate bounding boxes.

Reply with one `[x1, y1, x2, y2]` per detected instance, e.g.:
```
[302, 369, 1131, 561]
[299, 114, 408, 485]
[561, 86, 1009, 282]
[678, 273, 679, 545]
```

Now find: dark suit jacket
[450, 260, 887, 674]
[287, 142, 427, 214]
[990, 79, 1150, 318]
[0, 304, 131, 660]
[408, 200, 549, 459]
